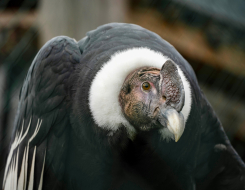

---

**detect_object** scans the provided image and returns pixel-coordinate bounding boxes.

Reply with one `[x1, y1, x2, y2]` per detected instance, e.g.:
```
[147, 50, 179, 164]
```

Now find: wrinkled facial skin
[119, 67, 165, 131]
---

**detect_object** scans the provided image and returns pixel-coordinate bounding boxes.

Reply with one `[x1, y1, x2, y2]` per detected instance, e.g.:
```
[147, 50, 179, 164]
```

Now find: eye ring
[142, 82, 151, 91]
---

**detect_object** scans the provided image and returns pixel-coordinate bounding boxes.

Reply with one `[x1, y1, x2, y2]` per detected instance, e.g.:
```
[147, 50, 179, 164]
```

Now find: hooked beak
[157, 108, 185, 142]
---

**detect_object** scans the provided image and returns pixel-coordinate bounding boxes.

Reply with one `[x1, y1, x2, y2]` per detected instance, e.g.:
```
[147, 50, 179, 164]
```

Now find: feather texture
[3, 120, 45, 190]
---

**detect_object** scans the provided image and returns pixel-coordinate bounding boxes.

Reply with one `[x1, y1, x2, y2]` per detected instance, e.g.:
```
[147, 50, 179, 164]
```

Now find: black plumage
[1, 23, 245, 190]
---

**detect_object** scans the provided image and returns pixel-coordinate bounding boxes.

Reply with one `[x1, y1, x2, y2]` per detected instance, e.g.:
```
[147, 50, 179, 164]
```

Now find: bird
[1, 23, 245, 190]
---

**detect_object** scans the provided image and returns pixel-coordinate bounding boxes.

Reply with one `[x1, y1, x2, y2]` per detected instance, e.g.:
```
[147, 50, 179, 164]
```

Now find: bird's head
[89, 48, 191, 143]
[119, 61, 185, 142]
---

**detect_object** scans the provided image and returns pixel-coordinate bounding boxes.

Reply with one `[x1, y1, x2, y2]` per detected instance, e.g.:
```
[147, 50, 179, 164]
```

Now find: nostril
[162, 96, 166, 102]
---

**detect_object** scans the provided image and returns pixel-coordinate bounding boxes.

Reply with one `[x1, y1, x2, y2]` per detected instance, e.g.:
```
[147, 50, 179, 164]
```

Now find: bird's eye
[142, 82, 151, 91]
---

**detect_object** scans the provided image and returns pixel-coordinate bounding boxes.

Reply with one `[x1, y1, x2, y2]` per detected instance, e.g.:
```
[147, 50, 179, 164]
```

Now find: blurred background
[0, 0, 245, 173]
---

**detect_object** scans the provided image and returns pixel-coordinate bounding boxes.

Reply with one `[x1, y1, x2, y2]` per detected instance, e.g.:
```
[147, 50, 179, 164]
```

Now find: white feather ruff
[89, 47, 192, 139]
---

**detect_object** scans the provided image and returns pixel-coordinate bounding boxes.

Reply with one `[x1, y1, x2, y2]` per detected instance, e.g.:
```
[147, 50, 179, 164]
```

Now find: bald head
[119, 67, 164, 131]
[119, 61, 186, 142]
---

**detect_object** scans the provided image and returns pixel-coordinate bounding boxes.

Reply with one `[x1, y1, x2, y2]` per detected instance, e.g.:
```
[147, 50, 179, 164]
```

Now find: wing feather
[2, 36, 82, 190]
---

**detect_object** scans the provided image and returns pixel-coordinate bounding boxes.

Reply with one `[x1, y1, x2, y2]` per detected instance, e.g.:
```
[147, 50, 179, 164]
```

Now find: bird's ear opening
[160, 60, 185, 112]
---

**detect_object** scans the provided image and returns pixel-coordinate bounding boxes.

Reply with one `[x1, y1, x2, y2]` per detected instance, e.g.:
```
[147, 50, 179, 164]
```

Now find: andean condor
[1, 23, 245, 190]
